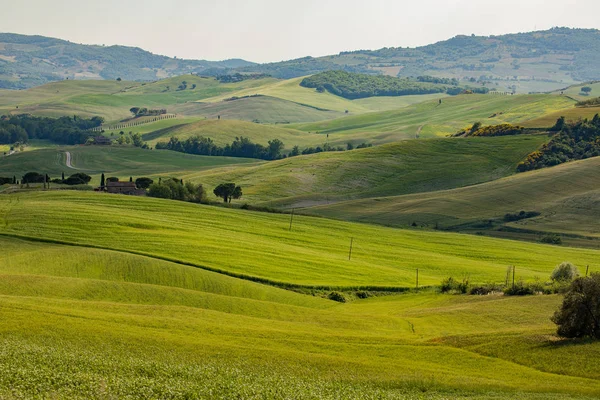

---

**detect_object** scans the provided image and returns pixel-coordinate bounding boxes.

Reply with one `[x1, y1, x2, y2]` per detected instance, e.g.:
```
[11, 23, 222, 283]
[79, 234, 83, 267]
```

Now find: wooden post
[586, 265, 590, 277]
[288, 209, 295, 232]
[348, 237, 354, 261]
[512, 265, 516, 289]
[416, 269, 419, 290]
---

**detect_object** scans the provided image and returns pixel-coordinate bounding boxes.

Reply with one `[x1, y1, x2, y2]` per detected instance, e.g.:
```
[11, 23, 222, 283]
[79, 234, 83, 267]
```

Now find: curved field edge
[2, 191, 600, 288]
[306, 156, 600, 243]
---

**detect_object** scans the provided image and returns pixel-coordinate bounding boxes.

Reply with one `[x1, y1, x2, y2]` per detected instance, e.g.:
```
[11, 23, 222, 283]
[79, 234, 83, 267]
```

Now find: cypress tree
[100, 173, 105, 188]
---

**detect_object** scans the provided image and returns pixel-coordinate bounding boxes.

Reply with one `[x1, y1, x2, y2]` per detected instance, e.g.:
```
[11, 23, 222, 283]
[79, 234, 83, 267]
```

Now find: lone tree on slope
[213, 183, 242, 203]
[552, 273, 600, 339]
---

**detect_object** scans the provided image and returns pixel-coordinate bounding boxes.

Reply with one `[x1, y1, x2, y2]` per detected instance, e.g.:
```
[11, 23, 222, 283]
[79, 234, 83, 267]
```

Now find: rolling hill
[2, 229, 599, 398]
[0, 146, 260, 182]
[4, 28, 600, 94]
[185, 135, 548, 207]
[0, 33, 253, 89]
[308, 156, 600, 248]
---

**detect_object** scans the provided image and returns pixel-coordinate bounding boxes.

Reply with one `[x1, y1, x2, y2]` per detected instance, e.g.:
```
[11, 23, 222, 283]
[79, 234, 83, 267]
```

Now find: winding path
[64, 151, 78, 169]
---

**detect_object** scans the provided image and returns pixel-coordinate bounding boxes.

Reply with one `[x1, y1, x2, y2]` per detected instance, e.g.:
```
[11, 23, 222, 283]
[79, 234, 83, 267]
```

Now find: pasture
[2, 191, 599, 288]
[0, 146, 260, 182]
[0, 196, 600, 398]
[290, 94, 575, 140]
[188, 135, 548, 207]
[308, 156, 600, 247]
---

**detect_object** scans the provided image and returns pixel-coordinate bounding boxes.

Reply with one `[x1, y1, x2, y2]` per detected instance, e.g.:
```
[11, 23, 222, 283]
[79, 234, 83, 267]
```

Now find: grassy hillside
[2, 231, 599, 398]
[171, 95, 342, 123]
[188, 135, 548, 207]
[290, 94, 575, 141]
[308, 156, 600, 247]
[142, 119, 326, 148]
[201, 76, 448, 113]
[3, 190, 600, 288]
[0, 146, 260, 182]
[0, 75, 281, 122]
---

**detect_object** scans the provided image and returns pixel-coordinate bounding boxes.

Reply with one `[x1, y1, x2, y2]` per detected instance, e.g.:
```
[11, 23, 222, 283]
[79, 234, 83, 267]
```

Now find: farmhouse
[105, 181, 145, 196]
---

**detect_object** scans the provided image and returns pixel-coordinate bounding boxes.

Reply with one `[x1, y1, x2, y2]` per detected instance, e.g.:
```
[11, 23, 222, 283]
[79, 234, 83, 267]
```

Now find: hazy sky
[2, 0, 599, 63]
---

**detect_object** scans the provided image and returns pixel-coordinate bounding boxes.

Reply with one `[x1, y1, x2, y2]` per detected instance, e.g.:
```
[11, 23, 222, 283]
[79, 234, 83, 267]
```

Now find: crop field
[200, 76, 450, 113]
[1, 194, 600, 398]
[308, 156, 600, 247]
[520, 105, 600, 128]
[0, 75, 447, 124]
[0, 146, 260, 182]
[188, 135, 548, 207]
[2, 191, 600, 288]
[170, 95, 343, 123]
[0, 75, 281, 122]
[290, 94, 575, 140]
[141, 119, 326, 148]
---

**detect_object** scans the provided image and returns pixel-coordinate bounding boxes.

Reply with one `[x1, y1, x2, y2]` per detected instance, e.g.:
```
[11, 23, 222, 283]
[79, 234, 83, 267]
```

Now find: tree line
[156, 135, 374, 160]
[300, 70, 489, 99]
[518, 114, 600, 172]
[155, 136, 286, 160]
[0, 114, 103, 145]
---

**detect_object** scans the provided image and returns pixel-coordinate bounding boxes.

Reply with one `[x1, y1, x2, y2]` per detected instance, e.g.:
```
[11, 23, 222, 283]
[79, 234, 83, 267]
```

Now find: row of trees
[518, 114, 600, 171]
[0, 114, 103, 145]
[147, 178, 242, 204]
[2, 172, 93, 186]
[155, 136, 285, 160]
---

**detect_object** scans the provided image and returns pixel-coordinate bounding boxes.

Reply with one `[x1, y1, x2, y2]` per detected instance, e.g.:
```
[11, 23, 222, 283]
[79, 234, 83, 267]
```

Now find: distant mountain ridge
[1, 27, 600, 89]
[0, 33, 254, 89]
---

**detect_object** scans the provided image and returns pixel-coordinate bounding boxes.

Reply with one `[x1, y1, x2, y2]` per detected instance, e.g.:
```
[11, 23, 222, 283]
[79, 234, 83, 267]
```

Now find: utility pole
[348, 237, 354, 261]
[288, 209, 295, 232]
[512, 265, 516, 289]
[416, 268, 419, 290]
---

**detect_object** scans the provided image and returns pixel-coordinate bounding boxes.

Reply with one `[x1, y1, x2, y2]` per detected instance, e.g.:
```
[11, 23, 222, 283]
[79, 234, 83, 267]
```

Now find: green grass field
[0, 145, 260, 182]
[171, 95, 343, 123]
[289, 94, 575, 141]
[141, 119, 325, 148]
[1, 193, 600, 398]
[308, 156, 600, 247]
[186, 135, 548, 207]
[201, 76, 449, 114]
[0, 75, 448, 124]
[2, 190, 599, 288]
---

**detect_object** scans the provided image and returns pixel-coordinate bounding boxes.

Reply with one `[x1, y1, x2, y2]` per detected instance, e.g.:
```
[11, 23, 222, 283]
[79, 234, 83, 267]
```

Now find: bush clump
[540, 234, 562, 245]
[328, 291, 346, 303]
[469, 283, 503, 295]
[551, 262, 579, 282]
[440, 277, 469, 294]
[552, 273, 600, 339]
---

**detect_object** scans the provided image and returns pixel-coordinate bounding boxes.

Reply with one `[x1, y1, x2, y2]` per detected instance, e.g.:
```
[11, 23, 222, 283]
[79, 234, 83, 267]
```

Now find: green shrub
[440, 277, 469, 294]
[552, 273, 600, 339]
[504, 280, 536, 296]
[469, 283, 502, 295]
[327, 291, 346, 303]
[551, 262, 579, 282]
[540, 234, 562, 245]
[356, 291, 370, 299]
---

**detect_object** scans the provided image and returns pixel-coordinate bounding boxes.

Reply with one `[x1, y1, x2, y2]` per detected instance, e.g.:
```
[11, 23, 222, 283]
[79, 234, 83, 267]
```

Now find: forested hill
[2, 27, 600, 89]
[0, 33, 254, 89]
[236, 27, 600, 83]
